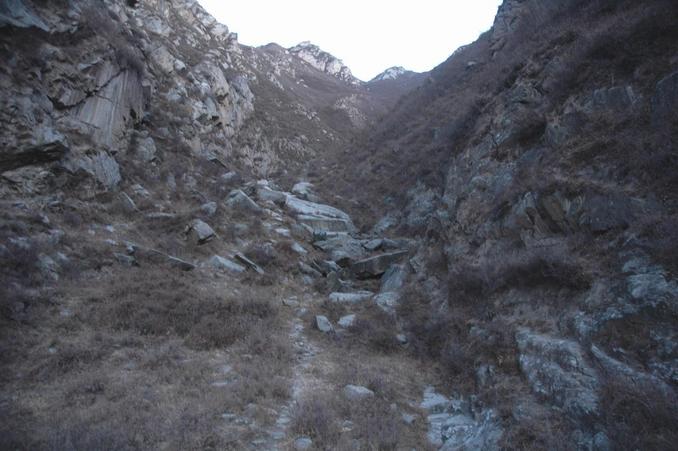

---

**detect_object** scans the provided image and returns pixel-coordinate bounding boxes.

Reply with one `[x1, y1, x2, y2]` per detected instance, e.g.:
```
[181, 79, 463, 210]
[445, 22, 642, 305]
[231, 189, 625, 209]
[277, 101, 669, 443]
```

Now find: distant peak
[371, 66, 410, 81]
[288, 42, 360, 85]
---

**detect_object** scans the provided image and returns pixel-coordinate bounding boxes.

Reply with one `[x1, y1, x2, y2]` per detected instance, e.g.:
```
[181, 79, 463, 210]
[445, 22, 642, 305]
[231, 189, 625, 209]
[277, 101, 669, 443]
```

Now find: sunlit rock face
[288, 41, 359, 84]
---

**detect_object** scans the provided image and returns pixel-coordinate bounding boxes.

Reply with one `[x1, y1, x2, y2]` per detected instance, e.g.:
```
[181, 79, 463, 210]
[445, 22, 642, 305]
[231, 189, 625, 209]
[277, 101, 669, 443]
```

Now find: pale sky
[198, 1, 502, 81]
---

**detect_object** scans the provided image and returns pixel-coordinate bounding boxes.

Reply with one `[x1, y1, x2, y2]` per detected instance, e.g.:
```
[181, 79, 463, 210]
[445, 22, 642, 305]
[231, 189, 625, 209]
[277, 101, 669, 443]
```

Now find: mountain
[1, 0, 677, 449]
[371, 66, 409, 81]
[288, 40, 359, 85]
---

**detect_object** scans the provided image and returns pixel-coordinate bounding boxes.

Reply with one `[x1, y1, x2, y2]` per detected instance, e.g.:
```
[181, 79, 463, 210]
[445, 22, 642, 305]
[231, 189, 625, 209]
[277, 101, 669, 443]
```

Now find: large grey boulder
[255, 182, 287, 205]
[297, 214, 354, 235]
[374, 292, 400, 314]
[380, 264, 407, 292]
[285, 195, 351, 221]
[234, 253, 264, 274]
[313, 236, 365, 266]
[0, 0, 49, 31]
[291, 181, 318, 201]
[652, 70, 678, 126]
[225, 189, 262, 213]
[343, 384, 375, 401]
[420, 387, 502, 450]
[329, 291, 374, 304]
[186, 219, 216, 244]
[351, 250, 408, 278]
[168, 256, 196, 271]
[516, 329, 600, 420]
[315, 315, 333, 333]
[208, 255, 245, 273]
[338, 314, 356, 328]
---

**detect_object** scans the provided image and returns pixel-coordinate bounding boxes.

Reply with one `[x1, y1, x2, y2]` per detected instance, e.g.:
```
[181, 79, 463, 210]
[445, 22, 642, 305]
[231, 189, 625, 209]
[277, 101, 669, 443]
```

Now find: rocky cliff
[340, 0, 678, 448]
[1, 0, 676, 449]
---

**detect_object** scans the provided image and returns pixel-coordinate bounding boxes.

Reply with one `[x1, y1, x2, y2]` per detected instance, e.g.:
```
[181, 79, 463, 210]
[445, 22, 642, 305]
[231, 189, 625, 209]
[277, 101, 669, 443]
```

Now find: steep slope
[338, 0, 678, 448]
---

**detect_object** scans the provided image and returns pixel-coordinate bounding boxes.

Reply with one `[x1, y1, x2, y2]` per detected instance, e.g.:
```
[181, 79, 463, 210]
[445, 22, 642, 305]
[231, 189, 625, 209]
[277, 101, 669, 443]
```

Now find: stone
[0, 140, 68, 173]
[343, 384, 375, 401]
[420, 387, 502, 450]
[209, 255, 245, 273]
[0, 0, 50, 31]
[298, 214, 354, 234]
[291, 181, 315, 199]
[234, 253, 265, 275]
[318, 260, 342, 274]
[118, 192, 138, 213]
[315, 315, 333, 333]
[168, 256, 195, 271]
[256, 185, 287, 205]
[186, 219, 216, 244]
[380, 264, 407, 292]
[338, 314, 356, 328]
[285, 195, 352, 221]
[220, 171, 238, 184]
[135, 136, 157, 162]
[329, 291, 374, 304]
[293, 437, 313, 450]
[225, 189, 262, 213]
[516, 329, 600, 420]
[652, 70, 678, 126]
[313, 236, 365, 266]
[114, 252, 137, 267]
[402, 413, 416, 425]
[298, 261, 322, 278]
[73, 151, 121, 189]
[396, 334, 408, 345]
[374, 292, 400, 313]
[291, 242, 307, 255]
[351, 250, 408, 278]
[201, 201, 218, 216]
[362, 238, 383, 251]
[73, 65, 143, 149]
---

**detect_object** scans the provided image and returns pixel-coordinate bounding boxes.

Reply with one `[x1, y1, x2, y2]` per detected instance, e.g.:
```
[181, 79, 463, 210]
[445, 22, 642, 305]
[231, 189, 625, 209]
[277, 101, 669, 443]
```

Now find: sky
[197, 0, 503, 81]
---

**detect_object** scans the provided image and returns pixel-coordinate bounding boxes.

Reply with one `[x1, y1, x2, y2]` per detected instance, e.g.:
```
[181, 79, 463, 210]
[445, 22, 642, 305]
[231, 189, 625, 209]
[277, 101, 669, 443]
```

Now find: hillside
[1, 0, 677, 449]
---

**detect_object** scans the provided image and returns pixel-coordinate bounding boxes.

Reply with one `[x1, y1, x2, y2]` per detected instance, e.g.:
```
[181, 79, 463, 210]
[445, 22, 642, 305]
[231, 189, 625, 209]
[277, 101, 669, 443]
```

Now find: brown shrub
[601, 374, 678, 450]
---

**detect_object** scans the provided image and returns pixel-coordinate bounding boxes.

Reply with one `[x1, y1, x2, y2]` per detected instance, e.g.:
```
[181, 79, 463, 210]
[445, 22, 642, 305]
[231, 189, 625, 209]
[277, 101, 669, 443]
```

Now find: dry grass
[0, 262, 293, 449]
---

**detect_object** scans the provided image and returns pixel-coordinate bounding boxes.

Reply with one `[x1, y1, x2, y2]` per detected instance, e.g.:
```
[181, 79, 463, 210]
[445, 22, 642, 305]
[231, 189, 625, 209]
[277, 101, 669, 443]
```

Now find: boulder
[285, 196, 351, 221]
[186, 219, 216, 244]
[298, 261, 322, 278]
[293, 437, 313, 450]
[362, 238, 383, 251]
[516, 329, 600, 420]
[315, 315, 333, 333]
[343, 384, 375, 401]
[0, 0, 49, 31]
[297, 214, 354, 234]
[313, 236, 365, 266]
[351, 250, 408, 278]
[209, 255, 245, 273]
[225, 189, 262, 213]
[234, 253, 265, 274]
[380, 264, 407, 292]
[338, 314, 356, 328]
[374, 292, 400, 313]
[256, 184, 287, 205]
[201, 201, 218, 217]
[652, 70, 678, 126]
[329, 291, 374, 304]
[168, 256, 195, 271]
[291, 181, 318, 201]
